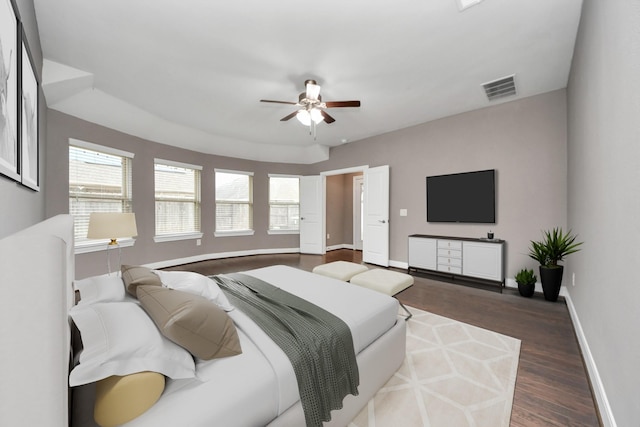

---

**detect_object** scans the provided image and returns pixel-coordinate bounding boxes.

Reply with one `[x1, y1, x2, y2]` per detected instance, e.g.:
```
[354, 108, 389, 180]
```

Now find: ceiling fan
[260, 79, 361, 129]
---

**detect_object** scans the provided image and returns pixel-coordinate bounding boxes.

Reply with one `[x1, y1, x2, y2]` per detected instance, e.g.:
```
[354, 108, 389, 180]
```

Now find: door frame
[320, 165, 369, 254]
[353, 175, 364, 251]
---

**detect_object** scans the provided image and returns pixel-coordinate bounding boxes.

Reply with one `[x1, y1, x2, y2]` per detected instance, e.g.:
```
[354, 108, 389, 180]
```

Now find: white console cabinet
[408, 235, 505, 288]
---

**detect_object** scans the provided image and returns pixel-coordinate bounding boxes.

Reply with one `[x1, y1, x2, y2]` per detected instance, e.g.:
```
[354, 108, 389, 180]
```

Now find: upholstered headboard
[0, 215, 74, 427]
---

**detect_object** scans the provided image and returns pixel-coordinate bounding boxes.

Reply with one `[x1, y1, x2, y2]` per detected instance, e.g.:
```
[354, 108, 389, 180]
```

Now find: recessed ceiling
[34, 0, 583, 164]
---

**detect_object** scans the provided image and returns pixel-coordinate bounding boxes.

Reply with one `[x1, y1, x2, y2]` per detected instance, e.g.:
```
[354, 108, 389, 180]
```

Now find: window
[69, 140, 134, 250]
[215, 169, 253, 235]
[154, 159, 202, 241]
[269, 175, 300, 233]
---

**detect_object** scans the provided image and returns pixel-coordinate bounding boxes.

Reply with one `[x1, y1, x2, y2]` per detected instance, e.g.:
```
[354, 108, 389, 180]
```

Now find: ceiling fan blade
[280, 111, 298, 121]
[260, 99, 297, 105]
[325, 100, 361, 108]
[320, 110, 336, 124]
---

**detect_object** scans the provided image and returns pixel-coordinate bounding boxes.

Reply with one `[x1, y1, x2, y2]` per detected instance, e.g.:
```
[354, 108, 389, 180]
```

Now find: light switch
[400, 209, 408, 217]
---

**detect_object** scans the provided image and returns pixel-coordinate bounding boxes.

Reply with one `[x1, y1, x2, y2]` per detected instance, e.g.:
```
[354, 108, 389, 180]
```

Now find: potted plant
[515, 268, 536, 297]
[528, 227, 583, 301]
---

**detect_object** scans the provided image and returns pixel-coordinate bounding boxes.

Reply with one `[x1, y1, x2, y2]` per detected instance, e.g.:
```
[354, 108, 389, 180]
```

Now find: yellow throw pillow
[94, 371, 165, 427]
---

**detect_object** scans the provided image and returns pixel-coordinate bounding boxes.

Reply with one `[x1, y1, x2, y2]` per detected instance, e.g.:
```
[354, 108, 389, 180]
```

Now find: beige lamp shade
[87, 213, 138, 244]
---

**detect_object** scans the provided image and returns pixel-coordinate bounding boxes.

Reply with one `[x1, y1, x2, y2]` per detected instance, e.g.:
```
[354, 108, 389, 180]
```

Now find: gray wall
[46, 90, 567, 280]
[311, 90, 568, 279]
[0, 0, 45, 238]
[46, 110, 307, 278]
[567, 0, 640, 424]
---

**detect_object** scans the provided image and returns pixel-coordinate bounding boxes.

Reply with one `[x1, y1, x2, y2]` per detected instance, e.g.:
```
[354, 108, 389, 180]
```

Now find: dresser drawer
[437, 248, 462, 258]
[437, 240, 462, 250]
[438, 256, 462, 267]
[437, 265, 462, 275]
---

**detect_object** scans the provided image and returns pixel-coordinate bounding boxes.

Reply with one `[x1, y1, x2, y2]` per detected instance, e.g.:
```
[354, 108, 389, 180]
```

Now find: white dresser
[408, 234, 505, 288]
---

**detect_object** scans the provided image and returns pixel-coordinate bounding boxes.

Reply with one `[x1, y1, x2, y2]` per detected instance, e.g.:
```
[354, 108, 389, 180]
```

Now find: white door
[363, 165, 390, 266]
[299, 175, 324, 254]
[353, 175, 364, 250]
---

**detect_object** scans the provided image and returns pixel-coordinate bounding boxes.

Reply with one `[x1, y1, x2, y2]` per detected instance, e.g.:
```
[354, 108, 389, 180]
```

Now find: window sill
[214, 230, 255, 237]
[75, 238, 136, 254]
[267, 230, 300, 235]
[154, 232, 204, 243]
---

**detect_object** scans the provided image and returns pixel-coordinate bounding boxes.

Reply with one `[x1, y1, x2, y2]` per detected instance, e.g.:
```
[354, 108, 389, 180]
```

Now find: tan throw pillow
[136, 285, 242, 360]
[121, 265, 162, 296]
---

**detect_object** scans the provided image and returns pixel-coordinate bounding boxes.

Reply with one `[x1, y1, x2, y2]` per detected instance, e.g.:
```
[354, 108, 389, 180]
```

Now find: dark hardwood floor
[165, 249, 601, 426]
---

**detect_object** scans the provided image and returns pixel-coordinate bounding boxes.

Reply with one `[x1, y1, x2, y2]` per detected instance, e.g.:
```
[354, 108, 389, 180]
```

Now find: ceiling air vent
[482, 75, 516, 101]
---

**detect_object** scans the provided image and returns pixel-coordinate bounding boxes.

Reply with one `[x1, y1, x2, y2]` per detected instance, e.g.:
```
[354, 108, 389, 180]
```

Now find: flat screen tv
[426, 169, 496, 223]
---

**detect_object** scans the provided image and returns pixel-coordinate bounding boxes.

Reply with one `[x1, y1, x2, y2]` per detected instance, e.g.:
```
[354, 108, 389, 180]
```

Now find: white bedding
[124, 265, 399, 427]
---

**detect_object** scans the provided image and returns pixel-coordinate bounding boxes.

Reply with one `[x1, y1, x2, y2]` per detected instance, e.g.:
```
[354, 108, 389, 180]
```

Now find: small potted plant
[515, 268, 536, 297]
[528, 227, 583, 301]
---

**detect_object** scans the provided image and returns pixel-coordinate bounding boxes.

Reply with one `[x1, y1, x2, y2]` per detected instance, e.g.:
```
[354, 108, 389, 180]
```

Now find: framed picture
[20, 29, 38, 191]
[0, 0, 19, 182]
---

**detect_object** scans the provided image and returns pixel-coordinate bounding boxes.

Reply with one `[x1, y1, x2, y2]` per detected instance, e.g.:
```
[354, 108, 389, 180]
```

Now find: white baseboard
[326, 244, 354, 251]
[389, 260, 408, 270]
[143, 247, 301, 270]
[505, 278, 615, 426]
[564, 292, 617, 427]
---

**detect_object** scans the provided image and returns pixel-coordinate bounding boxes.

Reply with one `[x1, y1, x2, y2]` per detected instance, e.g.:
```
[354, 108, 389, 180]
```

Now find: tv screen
[426, 169, 496, 223]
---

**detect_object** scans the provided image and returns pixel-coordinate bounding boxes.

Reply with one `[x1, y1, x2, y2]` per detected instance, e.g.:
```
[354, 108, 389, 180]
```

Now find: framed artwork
[0, 0, 19, 182]
[20, 29, 38, 191]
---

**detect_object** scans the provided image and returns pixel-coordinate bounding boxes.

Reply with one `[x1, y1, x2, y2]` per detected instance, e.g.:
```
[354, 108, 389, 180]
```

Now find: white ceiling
[34, 0, 583, 164]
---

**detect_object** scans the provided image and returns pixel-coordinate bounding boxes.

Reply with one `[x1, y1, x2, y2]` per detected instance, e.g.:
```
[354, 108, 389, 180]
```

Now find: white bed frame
[0, 215, 405, 427]
[0, 215, 75, 427]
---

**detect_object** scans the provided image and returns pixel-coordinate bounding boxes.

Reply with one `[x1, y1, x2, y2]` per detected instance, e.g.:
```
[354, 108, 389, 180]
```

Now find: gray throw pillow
[121, 265, 162, 296]
[136, 285, 242, 360]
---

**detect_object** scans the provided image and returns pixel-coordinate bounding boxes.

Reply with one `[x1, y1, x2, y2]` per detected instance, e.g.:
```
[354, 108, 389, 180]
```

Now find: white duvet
[125, 265, 399, 427]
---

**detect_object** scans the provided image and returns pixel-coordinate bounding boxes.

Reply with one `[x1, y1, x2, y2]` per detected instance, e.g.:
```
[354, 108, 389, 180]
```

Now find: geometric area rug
[349, 306, 521, 427]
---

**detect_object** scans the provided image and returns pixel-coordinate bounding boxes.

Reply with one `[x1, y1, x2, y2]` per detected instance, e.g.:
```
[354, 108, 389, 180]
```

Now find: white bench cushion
[350, 269, 414, 296]
[312, 261, 369, 281]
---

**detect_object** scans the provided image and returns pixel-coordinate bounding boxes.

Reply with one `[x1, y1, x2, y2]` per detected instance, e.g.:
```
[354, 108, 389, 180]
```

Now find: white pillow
[69, 302, 195, 386]
[73, 274, 126, 306]
[153, 270, 234, 312]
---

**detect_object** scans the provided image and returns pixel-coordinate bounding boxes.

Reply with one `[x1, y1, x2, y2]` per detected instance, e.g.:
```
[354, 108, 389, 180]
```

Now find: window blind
[215, 170, 253, 232]
[69, 144, 133, 244]
[155, 161, 201, 236]
[269, 176, 300, 231]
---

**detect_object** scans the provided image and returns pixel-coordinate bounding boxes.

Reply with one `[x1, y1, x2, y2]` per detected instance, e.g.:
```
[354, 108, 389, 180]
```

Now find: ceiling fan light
[310, 108, 324, 124]
[296, 110, 311, 126]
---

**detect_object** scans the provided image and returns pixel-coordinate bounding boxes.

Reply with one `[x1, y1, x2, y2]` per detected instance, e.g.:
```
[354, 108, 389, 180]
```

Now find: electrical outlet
[572, 272, 576, 287]
[196, 239, 201, 246]
[327, 234, 330, 240]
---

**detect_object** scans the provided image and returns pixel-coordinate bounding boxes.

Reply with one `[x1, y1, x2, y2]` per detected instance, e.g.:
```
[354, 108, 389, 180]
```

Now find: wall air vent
[482, 75, 517, 101]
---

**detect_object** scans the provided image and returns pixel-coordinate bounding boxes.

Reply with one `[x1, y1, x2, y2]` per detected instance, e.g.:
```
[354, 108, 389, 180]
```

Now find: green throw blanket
[211, 273, 359, 427]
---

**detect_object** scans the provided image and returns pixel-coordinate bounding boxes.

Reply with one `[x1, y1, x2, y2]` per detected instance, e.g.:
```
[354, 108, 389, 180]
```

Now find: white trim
[153, 232, 203, 243]
[268, 229, 299, 235]
[503, 279, 615, 426]
[143, 247, 301, 270]
[564, 292, 617, 427]
[154, 158, 203, 171]
[268, 173, 302, 178]
[320, 165, 368, 177]
[389, 259, 408, 270]
[69, 138, 134, 159]
[326, 244, 354, 251]
[214, 230, 255, 237]
[74, 238, 135, 254]
[215, 168, 254, 176]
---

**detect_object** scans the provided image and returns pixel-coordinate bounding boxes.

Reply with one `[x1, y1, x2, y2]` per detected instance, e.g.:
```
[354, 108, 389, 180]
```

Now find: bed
[0, 215, 406, 427]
